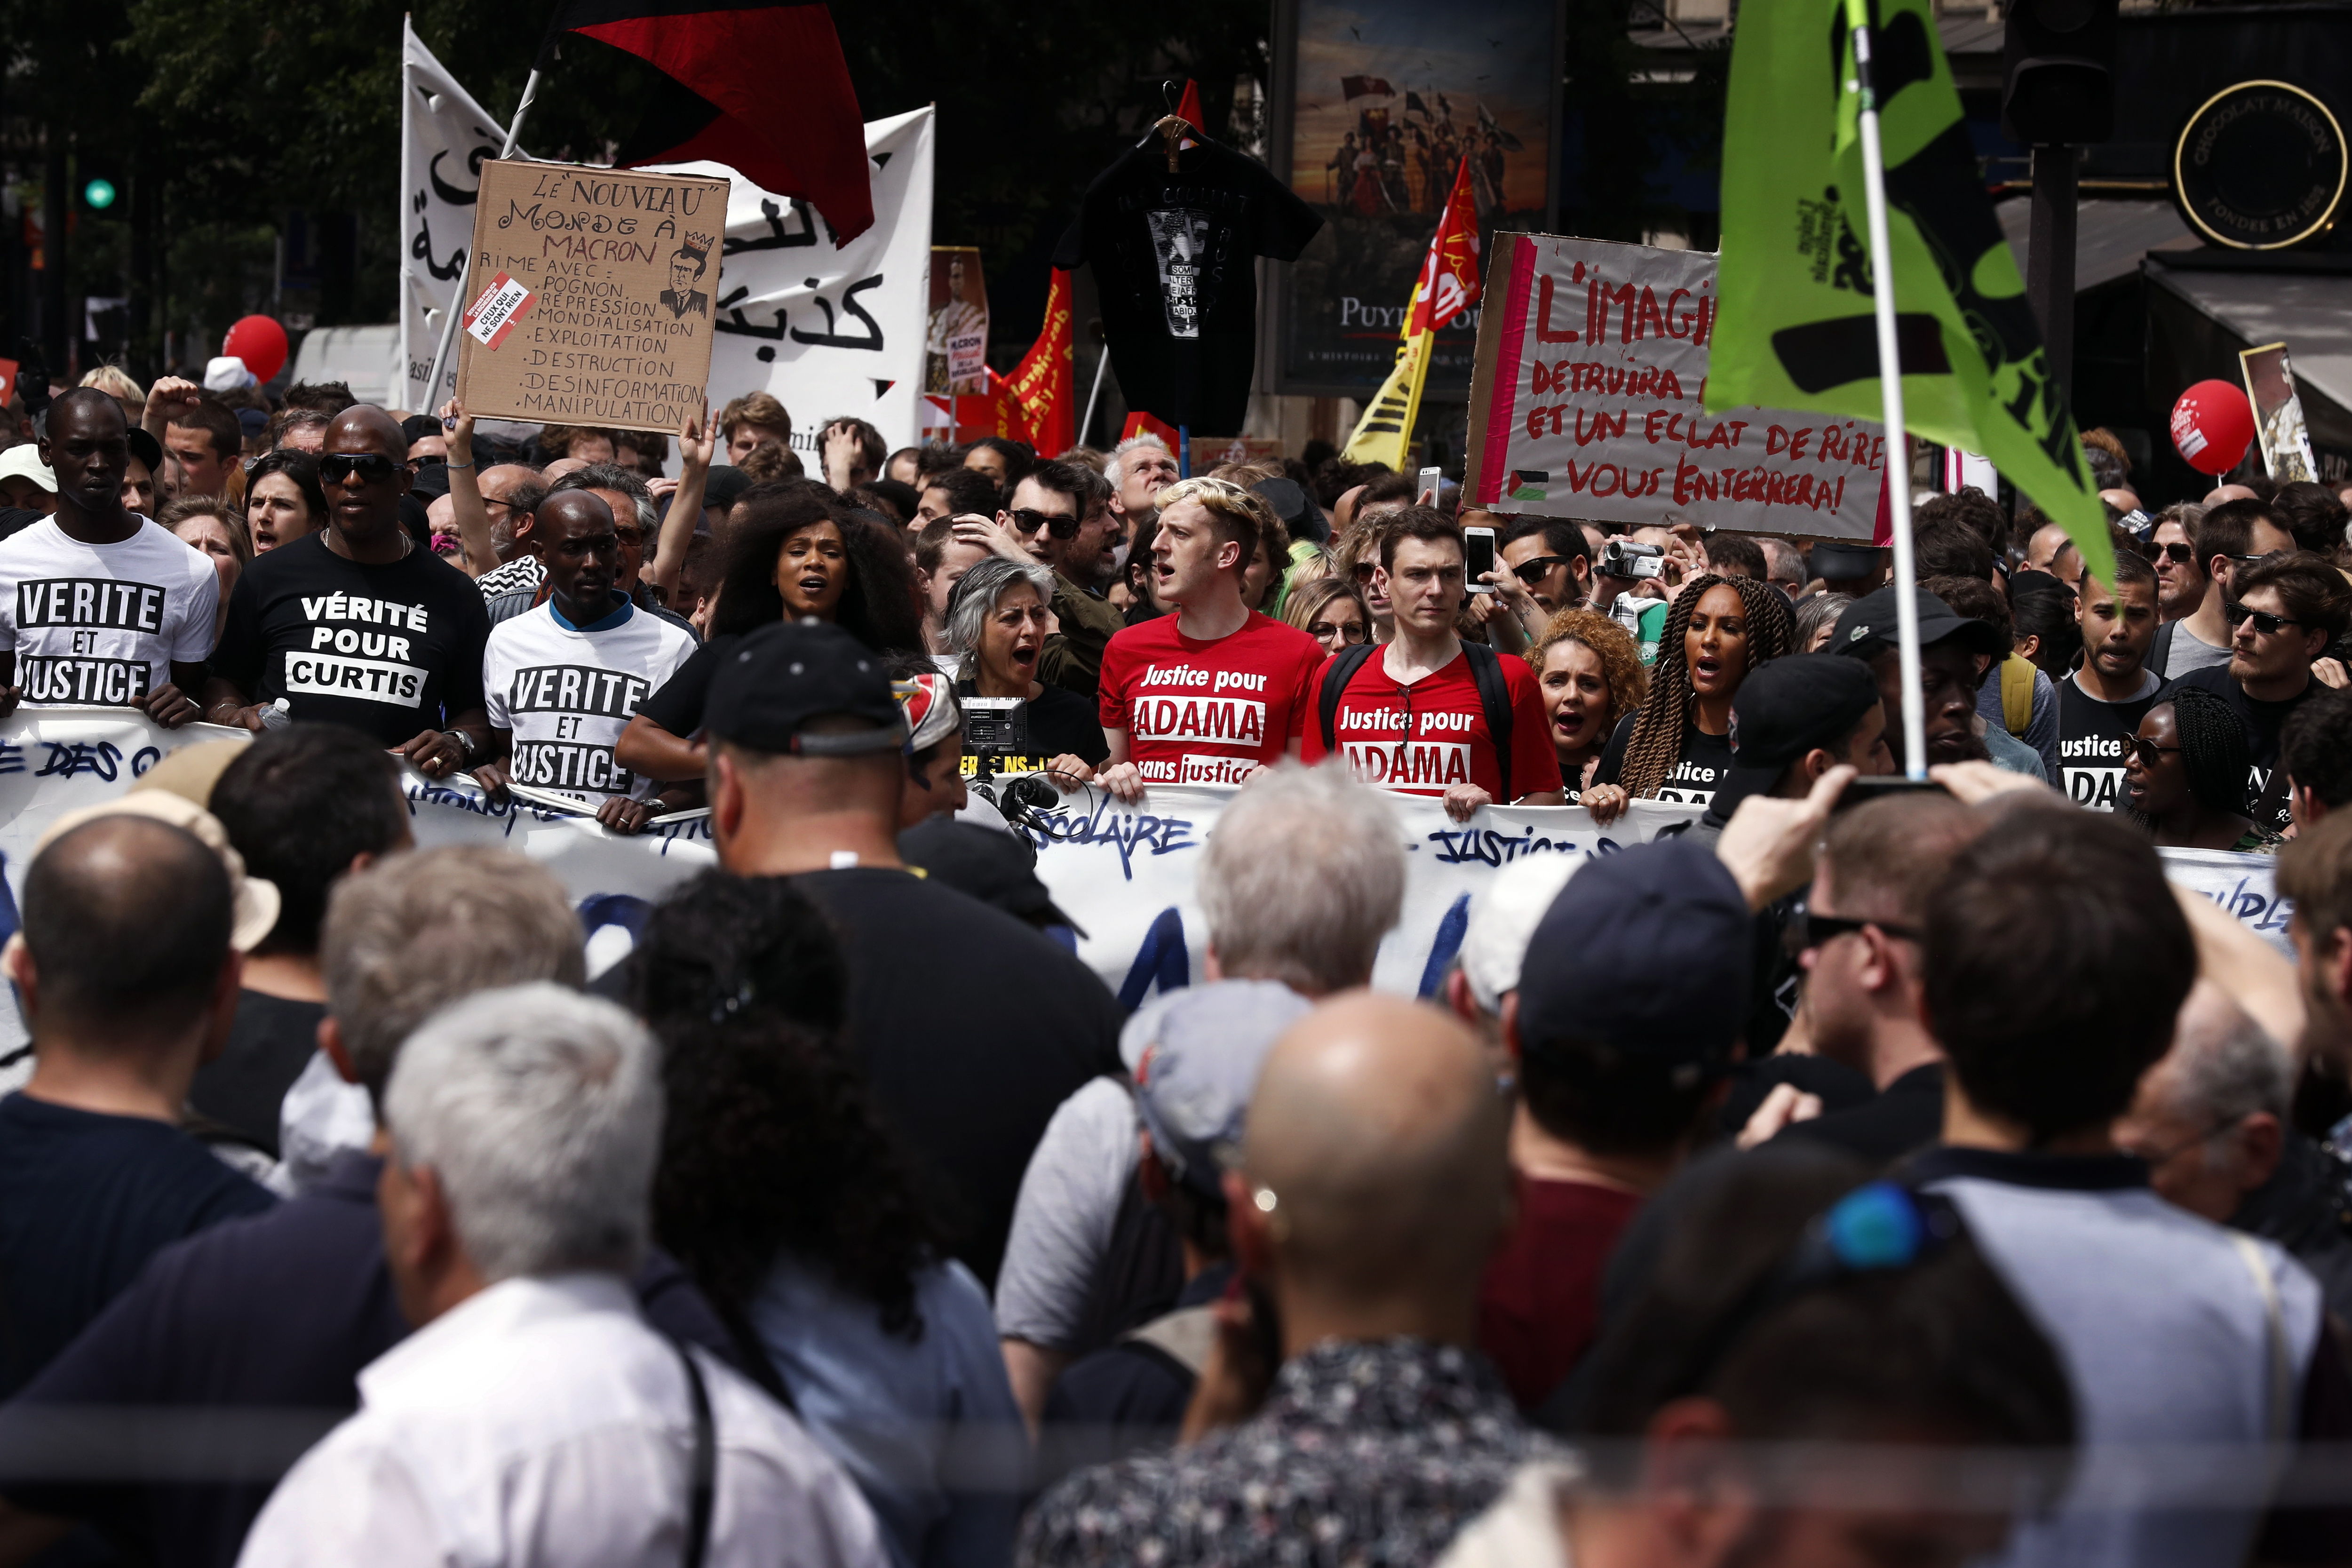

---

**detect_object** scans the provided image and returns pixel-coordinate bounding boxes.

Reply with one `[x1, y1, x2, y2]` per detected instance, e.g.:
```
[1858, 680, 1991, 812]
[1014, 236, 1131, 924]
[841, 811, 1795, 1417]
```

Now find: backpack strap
[1462, 642, 1517, 801]
[2148, 620, 2176, 683]
[1999, 653, 2034, 736]
[1316, 641, 1381, 753]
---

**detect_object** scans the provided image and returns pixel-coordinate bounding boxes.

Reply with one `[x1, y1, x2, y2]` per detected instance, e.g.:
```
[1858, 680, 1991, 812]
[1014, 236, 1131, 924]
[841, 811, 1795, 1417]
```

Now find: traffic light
[81, 178, 115, 210]
[2002, 0, 2119, 145]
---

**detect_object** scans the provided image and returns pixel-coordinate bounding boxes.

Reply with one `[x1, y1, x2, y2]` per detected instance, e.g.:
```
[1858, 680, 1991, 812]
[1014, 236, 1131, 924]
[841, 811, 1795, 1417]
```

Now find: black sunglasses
[2156, 541, 2195, 564]
[1008, 507, 1080, 541]
[1799, 909, 1923, 951]
[2225, 600, 2304, 636]
[1512, 555, 1572, 583]
[2126, 737, 2183, 768]
[318, 453, 402, 486]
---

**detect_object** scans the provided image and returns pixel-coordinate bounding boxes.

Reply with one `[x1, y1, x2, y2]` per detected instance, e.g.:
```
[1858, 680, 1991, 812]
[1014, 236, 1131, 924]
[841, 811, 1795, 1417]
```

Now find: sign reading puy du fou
[456, 160, 729, 433]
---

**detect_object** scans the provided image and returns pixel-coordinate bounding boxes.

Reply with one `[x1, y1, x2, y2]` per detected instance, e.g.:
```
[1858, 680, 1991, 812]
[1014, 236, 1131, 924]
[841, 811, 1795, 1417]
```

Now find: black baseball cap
[1252, 476, 1327, 544]
[125, 427, 162, 475]
[1516, 839, 1753, 1070]
[1807, 540, 1884, 582]
[1705, 654, 1885, 824]
[705, 621, 907, 756]
[899, 818, 1086, 935]
[1828, 583, 2006, 662]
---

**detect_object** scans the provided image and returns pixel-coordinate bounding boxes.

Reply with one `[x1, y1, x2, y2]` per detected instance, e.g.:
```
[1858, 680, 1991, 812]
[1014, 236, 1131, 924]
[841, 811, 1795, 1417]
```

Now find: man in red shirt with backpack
[1303, 507, 1563, 821]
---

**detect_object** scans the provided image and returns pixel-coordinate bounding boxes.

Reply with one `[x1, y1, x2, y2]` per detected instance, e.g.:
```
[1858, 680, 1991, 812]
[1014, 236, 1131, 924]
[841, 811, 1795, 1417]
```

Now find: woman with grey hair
[944, 554, 1108, 777]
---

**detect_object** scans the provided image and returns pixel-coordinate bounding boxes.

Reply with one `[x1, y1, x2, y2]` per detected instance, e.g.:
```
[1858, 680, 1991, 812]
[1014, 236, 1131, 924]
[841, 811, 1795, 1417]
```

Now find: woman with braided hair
[1583, 572, 1794, 824]
[2124, 682, 2282, 852]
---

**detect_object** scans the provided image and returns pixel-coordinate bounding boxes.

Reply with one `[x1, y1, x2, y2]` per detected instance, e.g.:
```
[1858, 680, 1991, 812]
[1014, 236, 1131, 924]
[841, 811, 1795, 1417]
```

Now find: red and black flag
[548, 0, 874, 241]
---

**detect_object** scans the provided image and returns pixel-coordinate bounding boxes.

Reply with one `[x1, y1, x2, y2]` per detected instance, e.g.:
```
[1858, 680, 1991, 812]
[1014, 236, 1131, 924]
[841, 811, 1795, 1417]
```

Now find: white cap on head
[0, 445, 57, 494]
[1458, 853, 1584, 1015]
[203, 355, 254, 393]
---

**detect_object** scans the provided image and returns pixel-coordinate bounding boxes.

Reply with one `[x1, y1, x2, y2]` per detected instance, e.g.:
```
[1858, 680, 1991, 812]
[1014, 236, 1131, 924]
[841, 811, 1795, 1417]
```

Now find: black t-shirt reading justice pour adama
[211, 532, 491, 746]
[1053, 136, 1321, 434]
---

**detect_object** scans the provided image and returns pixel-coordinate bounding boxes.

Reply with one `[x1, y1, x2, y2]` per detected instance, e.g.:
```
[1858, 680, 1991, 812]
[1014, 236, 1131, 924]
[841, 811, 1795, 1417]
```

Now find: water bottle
[256, 699, 292, 731]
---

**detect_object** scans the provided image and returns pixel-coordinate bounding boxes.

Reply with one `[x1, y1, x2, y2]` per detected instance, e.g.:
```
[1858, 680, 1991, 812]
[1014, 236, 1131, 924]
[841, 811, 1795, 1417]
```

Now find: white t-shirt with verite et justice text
[0, 517, 217, 705]
[483, 596, 696, 804]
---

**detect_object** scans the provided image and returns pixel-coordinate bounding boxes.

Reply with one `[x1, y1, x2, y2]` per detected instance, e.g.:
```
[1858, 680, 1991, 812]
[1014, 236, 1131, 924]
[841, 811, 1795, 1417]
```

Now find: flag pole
[1079, 341, 1112, 448]
[422, 67, 542, 413]
[1844, 0, 1926, 779]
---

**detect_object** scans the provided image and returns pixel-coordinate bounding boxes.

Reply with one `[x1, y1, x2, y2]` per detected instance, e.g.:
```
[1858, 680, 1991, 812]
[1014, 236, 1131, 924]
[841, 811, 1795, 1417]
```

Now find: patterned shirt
[475, 552, 544, 600]
[1017, 1337, 1540, 1568]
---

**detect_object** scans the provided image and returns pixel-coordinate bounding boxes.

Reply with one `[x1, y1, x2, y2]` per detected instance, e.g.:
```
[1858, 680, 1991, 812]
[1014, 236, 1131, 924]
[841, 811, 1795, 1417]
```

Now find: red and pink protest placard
[1465, 234, 1886, 539]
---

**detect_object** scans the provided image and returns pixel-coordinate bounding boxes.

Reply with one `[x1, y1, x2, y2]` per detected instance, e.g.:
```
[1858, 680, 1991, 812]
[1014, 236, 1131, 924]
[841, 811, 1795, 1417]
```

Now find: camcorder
[961, 696, 1058, 827]
[1599, 539, 1666, 580]
[961, 696, 1030, 764]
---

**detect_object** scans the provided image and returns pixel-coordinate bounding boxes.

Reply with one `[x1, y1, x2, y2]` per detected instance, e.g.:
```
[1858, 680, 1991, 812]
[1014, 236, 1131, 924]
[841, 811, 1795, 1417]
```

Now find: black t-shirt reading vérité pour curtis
[1053, 137, 1321, 435]
[210, 532, 491, 747]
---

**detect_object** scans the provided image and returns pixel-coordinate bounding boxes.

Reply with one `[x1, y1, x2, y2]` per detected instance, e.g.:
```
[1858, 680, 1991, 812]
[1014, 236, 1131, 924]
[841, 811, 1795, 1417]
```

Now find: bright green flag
[1708, 0, 2114, 586]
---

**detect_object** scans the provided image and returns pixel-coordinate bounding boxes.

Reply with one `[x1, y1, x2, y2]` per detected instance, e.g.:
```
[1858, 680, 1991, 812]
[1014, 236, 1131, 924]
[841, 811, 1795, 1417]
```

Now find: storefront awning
[2144, 257, 2352, 452]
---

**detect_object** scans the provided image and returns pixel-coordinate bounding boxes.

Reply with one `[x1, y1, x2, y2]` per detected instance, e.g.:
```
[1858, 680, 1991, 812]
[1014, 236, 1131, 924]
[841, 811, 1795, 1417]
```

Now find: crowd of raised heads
[4, 369, 2352, 1568]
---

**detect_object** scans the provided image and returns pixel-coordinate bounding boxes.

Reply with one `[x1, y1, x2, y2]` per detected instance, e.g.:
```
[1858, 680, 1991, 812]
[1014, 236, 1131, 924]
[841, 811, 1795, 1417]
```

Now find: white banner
[1467, 233, 1886, 538]
[398, 19, 514, 414]
[648, 106, 933, 457]
[0, 716, 2299, 1092]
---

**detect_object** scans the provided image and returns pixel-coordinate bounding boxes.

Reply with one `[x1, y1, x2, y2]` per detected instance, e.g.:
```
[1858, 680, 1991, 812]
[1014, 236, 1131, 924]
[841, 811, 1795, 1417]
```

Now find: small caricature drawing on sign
[662, 233, 715, 319]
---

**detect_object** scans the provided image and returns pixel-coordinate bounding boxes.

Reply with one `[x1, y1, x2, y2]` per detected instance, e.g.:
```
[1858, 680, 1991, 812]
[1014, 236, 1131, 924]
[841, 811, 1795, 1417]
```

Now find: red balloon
[220, 316, 289, 385]
[2170, 379, 2255, 476]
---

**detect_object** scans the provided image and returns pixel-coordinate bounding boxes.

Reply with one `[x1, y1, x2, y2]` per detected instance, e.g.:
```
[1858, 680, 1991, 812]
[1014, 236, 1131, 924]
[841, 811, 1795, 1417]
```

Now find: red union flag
[1407, 160, 1483, 337]
[1002, 269, 1075, 456]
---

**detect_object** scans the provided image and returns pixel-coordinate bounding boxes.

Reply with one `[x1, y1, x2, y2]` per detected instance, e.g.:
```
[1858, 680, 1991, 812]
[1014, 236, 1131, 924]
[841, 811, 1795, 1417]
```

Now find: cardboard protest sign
[454, 160, 729, 433]
[2241, 342, 2320, 483]
[647, 105, 934, 456]
[1465, 233, 1885, 538]
[927, 246, 989, 394]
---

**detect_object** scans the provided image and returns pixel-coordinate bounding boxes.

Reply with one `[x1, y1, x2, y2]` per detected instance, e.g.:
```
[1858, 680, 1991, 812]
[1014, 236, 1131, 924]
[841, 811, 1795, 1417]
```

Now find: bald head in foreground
[1234, 991, 1514, 1354]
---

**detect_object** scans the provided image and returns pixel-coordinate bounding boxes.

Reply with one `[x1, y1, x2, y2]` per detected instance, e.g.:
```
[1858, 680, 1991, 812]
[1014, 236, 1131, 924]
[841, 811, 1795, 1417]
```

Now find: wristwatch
[442, 729, 477, 760]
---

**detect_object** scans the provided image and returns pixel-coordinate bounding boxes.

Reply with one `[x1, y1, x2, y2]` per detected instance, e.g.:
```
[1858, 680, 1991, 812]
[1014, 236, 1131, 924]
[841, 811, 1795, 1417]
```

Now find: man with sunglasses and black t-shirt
[203, 407, 491, 780]
[2177, 551, 2352, 835]
[2152, 499, 2297, 681]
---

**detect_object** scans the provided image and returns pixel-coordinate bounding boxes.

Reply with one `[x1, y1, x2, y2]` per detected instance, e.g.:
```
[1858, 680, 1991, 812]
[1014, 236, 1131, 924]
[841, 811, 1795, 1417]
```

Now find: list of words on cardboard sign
[455, 160, 729, 433]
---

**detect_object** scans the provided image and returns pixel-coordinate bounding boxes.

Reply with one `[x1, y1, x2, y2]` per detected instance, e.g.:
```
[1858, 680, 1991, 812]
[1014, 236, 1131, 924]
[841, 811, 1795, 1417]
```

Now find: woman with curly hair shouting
[1583, 572, 1793, 824]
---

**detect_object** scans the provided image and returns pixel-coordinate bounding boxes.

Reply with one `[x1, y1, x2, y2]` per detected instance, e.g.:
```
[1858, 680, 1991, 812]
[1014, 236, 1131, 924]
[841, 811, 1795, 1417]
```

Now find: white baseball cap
[0, 444, 57, 495]
[1458, 853, 1586, 1015]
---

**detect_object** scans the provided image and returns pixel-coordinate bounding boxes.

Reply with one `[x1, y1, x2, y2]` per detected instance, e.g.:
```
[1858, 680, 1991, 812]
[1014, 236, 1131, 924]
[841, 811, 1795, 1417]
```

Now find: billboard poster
[1271, 0, 1559, 398]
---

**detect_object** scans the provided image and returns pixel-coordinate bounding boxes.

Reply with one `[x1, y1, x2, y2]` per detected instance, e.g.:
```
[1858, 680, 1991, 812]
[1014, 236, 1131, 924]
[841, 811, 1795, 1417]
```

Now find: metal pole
[421, 67, 540, 412]
[1078, 342, 1111, 448]
[2026, 142, 2078, 401]
[1846, 0, 1926, 779]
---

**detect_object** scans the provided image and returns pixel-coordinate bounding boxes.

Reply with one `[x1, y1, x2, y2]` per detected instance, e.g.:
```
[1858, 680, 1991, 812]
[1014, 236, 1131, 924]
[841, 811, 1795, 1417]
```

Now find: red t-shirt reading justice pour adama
[1098, 610, 1326, 784]
[1302, 646, 1562, 801]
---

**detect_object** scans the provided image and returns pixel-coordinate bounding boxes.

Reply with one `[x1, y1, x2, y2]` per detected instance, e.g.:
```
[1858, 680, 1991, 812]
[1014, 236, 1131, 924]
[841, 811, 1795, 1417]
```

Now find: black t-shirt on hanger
[1053, 135, 1322, 434]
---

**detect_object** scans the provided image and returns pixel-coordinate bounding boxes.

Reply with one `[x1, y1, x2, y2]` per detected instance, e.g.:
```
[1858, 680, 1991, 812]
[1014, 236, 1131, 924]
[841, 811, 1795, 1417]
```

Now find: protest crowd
[0, 330, 2351, 1568]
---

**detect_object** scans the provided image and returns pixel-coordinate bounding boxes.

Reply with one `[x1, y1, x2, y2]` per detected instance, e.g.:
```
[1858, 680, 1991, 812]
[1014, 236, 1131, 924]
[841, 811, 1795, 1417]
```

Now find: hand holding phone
[1464, 525, 1496, 592]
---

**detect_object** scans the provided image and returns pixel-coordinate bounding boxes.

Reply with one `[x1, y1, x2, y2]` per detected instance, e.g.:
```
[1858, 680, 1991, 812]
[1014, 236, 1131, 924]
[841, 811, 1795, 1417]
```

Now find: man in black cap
[1828, 583, 2020, 774]
[701, 619, 1121, 1284]
[1698, 653, 1893, 835]
[1481, 839, 1754, 1414]
[898, 817, 1086, 937]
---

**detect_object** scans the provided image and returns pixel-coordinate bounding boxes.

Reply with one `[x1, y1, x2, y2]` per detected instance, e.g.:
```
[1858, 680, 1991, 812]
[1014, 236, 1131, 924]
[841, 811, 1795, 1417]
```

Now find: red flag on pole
[551, 0, 875, 241]
[1002, 269, 1076, 457]
[1406, 159, 1483, 337]
[1122, 410, 1181, 448]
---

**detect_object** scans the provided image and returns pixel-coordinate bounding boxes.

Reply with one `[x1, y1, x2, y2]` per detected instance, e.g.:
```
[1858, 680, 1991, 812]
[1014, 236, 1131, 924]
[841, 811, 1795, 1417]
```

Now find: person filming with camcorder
[944, 557, 1108, 796]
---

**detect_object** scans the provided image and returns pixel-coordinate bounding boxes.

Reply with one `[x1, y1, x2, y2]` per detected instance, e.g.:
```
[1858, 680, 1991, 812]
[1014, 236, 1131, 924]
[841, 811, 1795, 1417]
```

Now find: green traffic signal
[82, 178, 115, 210]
